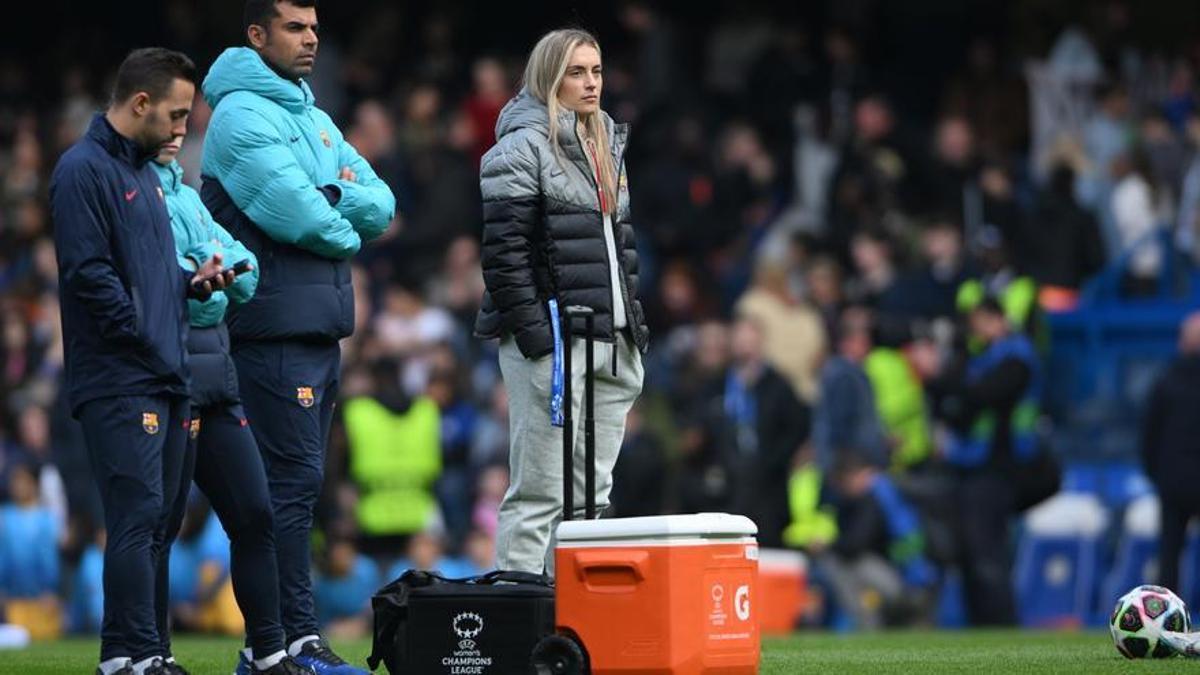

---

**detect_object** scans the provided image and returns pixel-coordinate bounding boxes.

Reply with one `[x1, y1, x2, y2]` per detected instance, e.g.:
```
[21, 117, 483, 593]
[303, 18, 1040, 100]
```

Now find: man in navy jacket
[50, 48, 233, 675]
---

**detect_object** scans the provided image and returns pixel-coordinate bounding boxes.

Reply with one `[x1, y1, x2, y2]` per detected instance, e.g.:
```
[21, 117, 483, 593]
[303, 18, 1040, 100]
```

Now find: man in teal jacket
[199, 2, 394, 673]
[154, 139, 309, 675]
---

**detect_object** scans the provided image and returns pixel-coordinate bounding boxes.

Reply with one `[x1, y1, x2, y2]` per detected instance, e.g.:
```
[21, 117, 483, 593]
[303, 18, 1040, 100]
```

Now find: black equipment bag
[367, 569, 555, 674]
[368, 305, 599, 674]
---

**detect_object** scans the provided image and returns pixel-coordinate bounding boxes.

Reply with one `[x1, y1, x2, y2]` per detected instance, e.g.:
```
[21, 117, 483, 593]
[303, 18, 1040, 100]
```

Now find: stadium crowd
[1, 0, 1200, 638]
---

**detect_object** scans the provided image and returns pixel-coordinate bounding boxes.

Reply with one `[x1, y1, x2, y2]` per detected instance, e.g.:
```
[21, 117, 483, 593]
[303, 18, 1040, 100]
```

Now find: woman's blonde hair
[523, 28, 618, 214]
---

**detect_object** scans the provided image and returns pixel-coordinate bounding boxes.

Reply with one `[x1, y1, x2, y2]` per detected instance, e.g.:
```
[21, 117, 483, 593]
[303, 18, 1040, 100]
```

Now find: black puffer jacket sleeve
[480, 132, 552, 358]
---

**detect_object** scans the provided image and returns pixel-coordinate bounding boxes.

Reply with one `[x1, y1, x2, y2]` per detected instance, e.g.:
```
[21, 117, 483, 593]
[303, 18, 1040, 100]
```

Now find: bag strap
[472, 569, 553, 586]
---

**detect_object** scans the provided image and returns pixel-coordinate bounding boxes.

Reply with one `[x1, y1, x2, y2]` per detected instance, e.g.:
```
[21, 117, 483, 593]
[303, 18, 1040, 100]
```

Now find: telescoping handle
[561, 305, 596, 522]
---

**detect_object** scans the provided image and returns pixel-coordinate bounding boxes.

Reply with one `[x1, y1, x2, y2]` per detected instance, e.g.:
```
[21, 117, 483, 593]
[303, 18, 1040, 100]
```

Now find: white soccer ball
[1109, 584, 1190, 659]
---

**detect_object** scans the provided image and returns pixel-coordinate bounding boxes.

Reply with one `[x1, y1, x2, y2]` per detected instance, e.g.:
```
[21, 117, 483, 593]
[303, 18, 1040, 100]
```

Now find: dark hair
[244, 0, 318, 33]
[111, 47, 196, 105]
[974, 296, 1006, 318]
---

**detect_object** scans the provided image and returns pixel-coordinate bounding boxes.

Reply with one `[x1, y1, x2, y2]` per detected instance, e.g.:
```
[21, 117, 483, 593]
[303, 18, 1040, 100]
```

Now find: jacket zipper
[576, 120, 635, 371]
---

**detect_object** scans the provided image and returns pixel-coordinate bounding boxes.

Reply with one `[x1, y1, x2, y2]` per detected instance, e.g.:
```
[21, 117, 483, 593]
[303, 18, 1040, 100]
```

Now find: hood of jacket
[203, 47, 315, 113]
[494, 88, 622, 154]
[151, 159, 184, 196]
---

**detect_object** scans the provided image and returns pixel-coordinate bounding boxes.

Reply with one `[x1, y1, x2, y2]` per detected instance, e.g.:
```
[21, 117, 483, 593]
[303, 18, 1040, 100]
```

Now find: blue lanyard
[549, 298, 565, 427]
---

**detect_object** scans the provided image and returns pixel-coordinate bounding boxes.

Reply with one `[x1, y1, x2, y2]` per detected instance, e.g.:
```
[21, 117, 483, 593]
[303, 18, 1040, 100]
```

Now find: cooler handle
[571, 550, 649, 593]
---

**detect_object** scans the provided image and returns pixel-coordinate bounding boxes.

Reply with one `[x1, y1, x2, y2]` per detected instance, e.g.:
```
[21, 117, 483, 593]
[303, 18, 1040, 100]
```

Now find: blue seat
[1101, 495, 1160, 623]
[1014, 493, 1108, 627]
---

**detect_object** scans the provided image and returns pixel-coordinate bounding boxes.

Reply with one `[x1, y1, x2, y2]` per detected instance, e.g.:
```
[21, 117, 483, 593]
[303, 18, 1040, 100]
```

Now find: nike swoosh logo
[125, 189, 138, 201]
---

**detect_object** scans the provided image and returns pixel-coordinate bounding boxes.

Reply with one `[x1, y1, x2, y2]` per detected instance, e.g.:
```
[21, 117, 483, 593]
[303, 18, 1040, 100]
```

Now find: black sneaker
[256, 656, 316, 674]
[163, 658, 190, 675]
[292, 639, 366, 675]
[95, 666, 133, 675]
[142, 658, 169, 675]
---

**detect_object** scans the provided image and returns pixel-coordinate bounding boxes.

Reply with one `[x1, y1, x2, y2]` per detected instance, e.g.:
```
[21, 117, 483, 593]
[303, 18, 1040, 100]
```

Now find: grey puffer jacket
[474, 89, 648, 358]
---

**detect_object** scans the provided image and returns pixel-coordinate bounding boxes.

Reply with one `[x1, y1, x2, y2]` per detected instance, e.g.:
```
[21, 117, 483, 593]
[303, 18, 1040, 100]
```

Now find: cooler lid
[556, 513, 757, 543]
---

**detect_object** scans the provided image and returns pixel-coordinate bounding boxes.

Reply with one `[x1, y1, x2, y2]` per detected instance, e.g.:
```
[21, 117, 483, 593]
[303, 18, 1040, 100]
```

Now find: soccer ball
[1109, 585, 1190, 659]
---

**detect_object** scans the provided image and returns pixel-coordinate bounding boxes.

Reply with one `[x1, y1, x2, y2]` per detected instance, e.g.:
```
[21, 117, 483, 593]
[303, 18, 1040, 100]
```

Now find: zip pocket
[131, 285, 144, 339]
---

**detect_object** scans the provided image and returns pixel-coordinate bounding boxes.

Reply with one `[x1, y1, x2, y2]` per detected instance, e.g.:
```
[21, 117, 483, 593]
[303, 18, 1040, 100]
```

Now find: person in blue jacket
[153, 134, 310, 675]
[48, 48, 234, 675]
[200, 2, 395, 672]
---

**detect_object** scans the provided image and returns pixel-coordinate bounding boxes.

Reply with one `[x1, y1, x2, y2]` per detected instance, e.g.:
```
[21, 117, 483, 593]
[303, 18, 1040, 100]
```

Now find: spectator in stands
[1080, 83, 1133, 213]
[805, 256, 846, 343]
[1111, 148, 1166, 296]
[0, 462, 62, 639]
[1142, 311, 1200, 593]
[470, 382, 510, 471]
[820, 451, 936, 629]
[1177, 113, 1200, 262]
[460, 528, 496, 576]
[827, 94, 924, 262]
[812, 306, 887, 474]
[471, 465, 508, 539]
[699, 316, 810, 546]
[375, 279, 457, 394]
[0, 462, 59, 599]
[956, 226, 1038, 341]
[312, 538, 378, 639]
[736, 254, 827, 402]
[12, 404, 68, 537]
[426, 236, 486, 329]
[865, 332, 935, 472]
[384, 527, 477, 579]
[168, 502, 241, 640]
[1029, 163, 1105, 306]
[426, 367, 478, 549]
[936, 297, 1044, 626]
[461, 57, 512, 166]
[889, 218, 973, 323]
[609, 401, 667, 518]
[341, 358, 442, 557]
[847, 229, 903, 315]
[927, 115, 980, 219]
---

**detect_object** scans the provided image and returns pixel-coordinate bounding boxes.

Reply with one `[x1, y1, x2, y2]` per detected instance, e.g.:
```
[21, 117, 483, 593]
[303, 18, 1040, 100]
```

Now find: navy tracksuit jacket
[50, 113, 195, 663]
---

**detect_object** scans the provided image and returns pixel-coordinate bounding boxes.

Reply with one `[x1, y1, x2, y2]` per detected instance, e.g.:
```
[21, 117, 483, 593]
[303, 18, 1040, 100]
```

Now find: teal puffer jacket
[200, 47, 394, 258]
[199, 47, 395, 343]
[152, 159, 258, 328]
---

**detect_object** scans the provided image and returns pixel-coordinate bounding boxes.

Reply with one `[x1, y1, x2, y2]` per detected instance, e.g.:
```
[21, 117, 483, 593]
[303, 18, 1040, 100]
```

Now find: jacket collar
[87, 113, 156, 167]
[151, 159, 184, 194]
[203, 47, 313, 114]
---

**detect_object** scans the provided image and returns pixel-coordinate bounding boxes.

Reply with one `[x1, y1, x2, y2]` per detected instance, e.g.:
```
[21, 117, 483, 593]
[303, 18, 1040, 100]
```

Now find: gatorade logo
[734, 585, 751, 621]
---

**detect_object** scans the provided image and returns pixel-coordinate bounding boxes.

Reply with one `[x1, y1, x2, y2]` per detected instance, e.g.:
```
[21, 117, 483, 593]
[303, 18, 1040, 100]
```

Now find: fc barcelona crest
[297, 386, 315, 408]
[319, 130, 332, 148]
[189, 418, 201, 439]
[142, 412, 160, 435]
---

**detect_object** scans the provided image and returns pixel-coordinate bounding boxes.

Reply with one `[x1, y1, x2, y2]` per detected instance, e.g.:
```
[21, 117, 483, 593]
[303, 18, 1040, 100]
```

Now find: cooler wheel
[531, 634, 586, 675]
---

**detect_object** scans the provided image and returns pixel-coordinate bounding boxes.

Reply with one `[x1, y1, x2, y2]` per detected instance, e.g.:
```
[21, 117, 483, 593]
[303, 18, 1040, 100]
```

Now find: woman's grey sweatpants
[496, 332, 644, 574]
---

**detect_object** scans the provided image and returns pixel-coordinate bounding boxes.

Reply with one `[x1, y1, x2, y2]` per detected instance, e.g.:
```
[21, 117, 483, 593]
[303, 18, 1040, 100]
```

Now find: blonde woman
[475, 28, 648, 574]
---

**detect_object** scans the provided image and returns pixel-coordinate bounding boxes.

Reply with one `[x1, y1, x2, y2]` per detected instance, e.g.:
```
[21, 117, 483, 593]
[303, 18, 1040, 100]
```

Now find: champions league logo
[443, 612, 491, 673]
[453, 612, 483, 649]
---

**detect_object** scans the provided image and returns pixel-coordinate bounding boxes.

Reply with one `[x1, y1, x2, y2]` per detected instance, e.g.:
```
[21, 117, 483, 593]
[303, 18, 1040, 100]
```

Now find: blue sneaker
[234, 650, 252, 675]
[291, 639, 366, 675]
[235, 651, 316, 674]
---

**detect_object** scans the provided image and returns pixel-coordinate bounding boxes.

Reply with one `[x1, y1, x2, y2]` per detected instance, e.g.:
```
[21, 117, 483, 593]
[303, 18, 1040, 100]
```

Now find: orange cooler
[554, 513, 760, 674]
[756, 549, 807, 635]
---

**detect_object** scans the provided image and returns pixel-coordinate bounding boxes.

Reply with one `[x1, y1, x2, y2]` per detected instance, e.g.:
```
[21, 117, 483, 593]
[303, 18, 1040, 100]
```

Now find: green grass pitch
[4, 630, 1197, 673]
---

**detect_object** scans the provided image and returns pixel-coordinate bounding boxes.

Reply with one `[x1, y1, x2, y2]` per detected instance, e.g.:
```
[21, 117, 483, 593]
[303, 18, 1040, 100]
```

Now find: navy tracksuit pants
[233, 340, 340, 642]
[158, 323, 286, 660]
[78, 394, 190, 664]
[157, 402, 285, 660]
